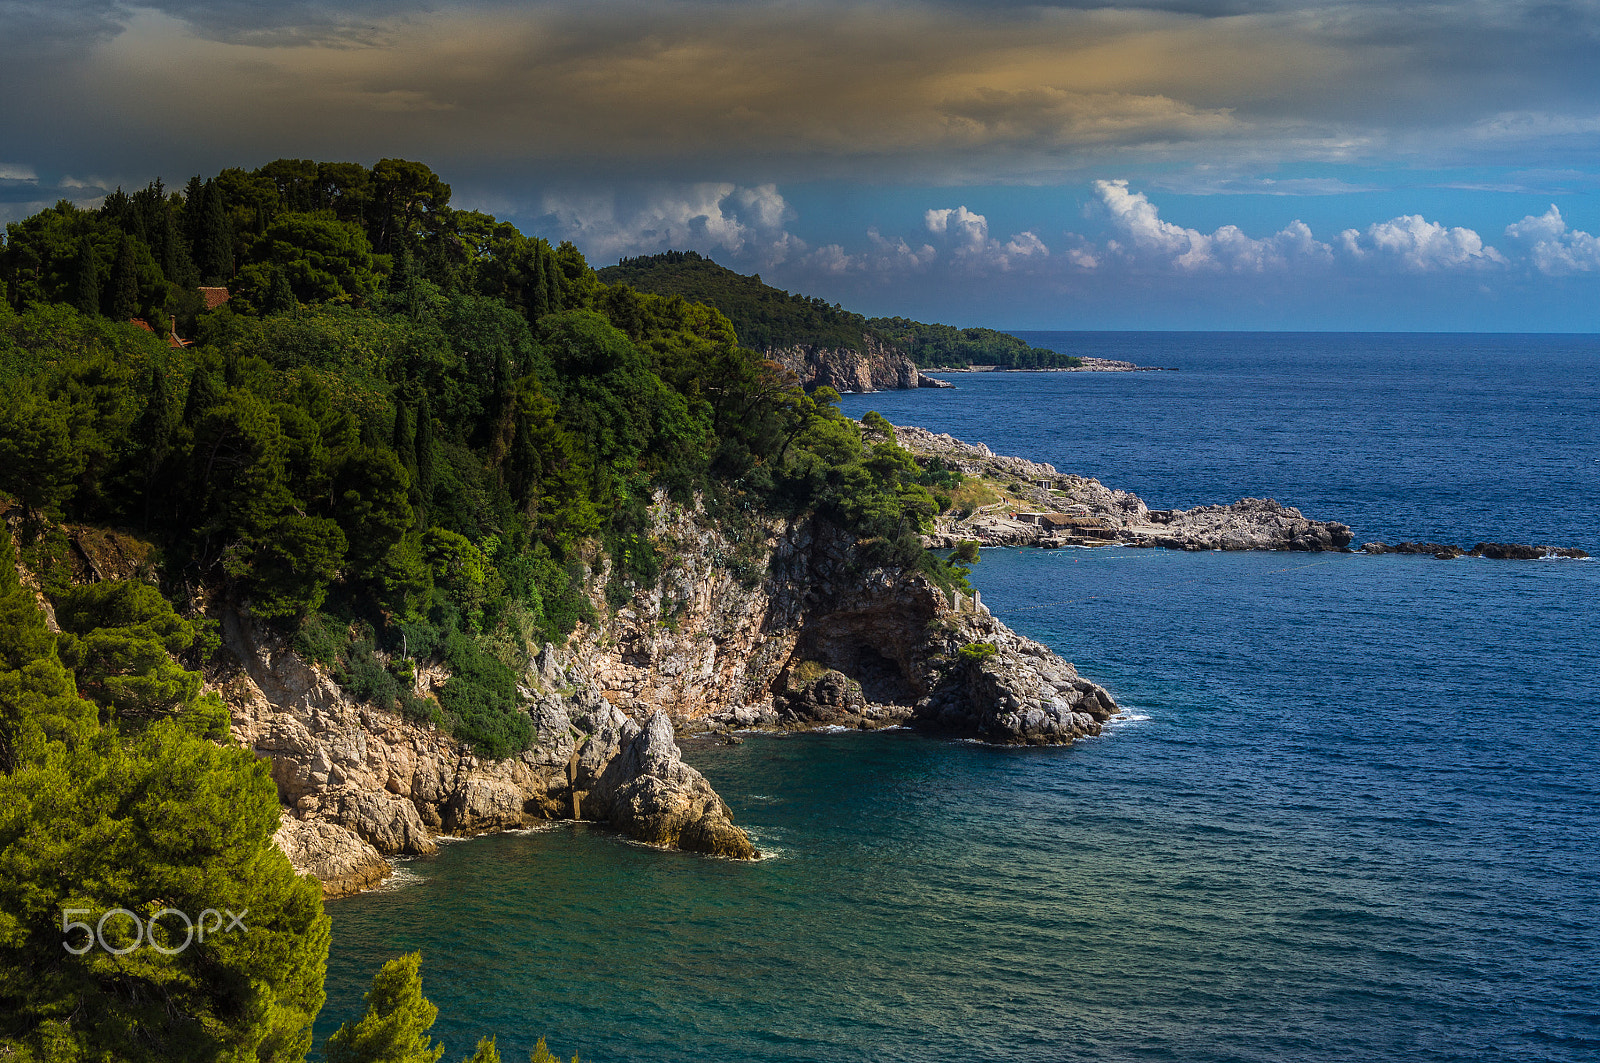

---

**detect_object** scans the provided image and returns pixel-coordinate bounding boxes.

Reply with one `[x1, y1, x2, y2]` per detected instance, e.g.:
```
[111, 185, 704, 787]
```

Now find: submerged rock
[1470, 542, 1589, 560]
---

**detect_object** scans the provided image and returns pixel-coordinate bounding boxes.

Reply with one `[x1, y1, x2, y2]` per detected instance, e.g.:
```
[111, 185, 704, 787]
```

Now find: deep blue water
[319, 335, 1600, 1063]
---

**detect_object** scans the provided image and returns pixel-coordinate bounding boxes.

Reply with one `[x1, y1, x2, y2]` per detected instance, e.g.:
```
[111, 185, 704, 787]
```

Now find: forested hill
[1, 157, 970, 762]
[0, 157, 974, 1060]
[597, 250, 1078, 369]
[597, 250, 873, 352]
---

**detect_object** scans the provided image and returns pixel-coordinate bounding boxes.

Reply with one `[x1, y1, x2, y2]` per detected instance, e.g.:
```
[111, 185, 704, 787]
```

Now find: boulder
[272, 814, 391, 898]
[585, 712, 757, 859]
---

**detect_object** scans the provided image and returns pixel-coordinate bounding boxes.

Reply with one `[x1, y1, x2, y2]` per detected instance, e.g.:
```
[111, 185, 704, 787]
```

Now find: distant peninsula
[597, 250, 1093, 390]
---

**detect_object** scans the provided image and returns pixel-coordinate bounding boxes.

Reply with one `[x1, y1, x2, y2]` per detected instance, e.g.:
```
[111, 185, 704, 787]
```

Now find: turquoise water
[319, 336, 1600, 1062]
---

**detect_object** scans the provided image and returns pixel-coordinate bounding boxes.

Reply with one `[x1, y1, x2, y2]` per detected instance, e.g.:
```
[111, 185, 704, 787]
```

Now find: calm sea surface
[318, 334, 1600, 1062]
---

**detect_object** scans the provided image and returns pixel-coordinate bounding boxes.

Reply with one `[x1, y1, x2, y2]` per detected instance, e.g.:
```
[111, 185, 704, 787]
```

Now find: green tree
[528, 1037, 579, 1063]
[463, 1037, 500, 1063]
[233, 213, 380, 312]
[324, 952, 445, 1063]
[72, 236, 100, 316]
[0, 533, 331, 1061]
[108, 234, 140, 321]
[0, 389, 87, 517]
[53, 580, 229, 738]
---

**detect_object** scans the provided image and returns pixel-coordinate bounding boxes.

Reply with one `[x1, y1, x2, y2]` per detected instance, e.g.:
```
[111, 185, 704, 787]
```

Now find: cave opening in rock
[848, 645, 914, 705]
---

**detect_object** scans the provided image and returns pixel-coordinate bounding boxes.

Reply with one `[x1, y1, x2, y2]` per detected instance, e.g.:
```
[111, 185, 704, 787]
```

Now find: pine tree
[528, 1036, 580, 1063]
[181, 362, 224, 425]
[109, 234, 139, 320]
[324, 952, 445, 1063]
[195, 180, 233, 284]
[463, 1037, 501, 1063]
[73, 235, 99, 316]
[267, 266, 297, 314]
[0, 527, 331, 1061]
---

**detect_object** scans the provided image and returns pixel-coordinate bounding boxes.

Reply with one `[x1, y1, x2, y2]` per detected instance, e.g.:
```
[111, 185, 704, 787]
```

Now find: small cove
[320, 334, 1600, 1062]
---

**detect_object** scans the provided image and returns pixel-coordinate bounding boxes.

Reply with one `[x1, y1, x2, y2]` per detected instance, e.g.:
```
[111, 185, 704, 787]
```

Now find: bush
[337, 639, 400, 711]
[957, 641, 998, 664]
[294, 612, 349, 668]
[436, 630, 531, 758]
[952, 540, 980, 564]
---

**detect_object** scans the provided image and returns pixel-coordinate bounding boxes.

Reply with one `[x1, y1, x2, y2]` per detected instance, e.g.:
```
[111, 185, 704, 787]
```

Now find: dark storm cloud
[1, 0, 1597, 189]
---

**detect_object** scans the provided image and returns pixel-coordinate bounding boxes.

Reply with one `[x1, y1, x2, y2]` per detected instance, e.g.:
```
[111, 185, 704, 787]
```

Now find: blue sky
[3, 0, 1598, 330]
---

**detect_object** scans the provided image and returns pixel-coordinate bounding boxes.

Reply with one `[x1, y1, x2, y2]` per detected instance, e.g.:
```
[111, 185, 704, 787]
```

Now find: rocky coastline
[22, 417, 1582, 901]
[926, 357, 1176, 373]
[895, 423, 1587, 560]
[1361, 541, 1589, 560]
[894, 424, 1354, 553]
[206, 490, 1120, 897]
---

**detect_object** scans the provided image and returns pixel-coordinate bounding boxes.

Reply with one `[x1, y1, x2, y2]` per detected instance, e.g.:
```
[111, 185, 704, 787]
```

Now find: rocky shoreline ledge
[927, 357, 1176, 373]
[895, 423, 1588, 560]
[1361, 541, 1589, 560]
[895, 424, 1355, 553]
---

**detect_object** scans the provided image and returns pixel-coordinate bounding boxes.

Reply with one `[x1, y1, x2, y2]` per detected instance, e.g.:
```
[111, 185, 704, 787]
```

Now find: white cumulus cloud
[1340, 215, 1505, 271]
[1094, 179, 1332, 271]
[1503, 205, 1600, 274]
[924, 205, 1048, 270]
[543, 183, 802, 267]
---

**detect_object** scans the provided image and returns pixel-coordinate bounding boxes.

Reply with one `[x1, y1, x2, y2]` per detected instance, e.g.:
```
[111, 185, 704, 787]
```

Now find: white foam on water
[362, 864, 424, 893]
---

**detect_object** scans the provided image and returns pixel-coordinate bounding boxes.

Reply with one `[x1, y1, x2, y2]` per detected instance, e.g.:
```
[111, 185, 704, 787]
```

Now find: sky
[3, 0, 1599, 330]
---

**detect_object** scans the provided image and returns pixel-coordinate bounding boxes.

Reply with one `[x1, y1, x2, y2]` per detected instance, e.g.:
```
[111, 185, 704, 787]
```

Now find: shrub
[957, 641, 998, 664]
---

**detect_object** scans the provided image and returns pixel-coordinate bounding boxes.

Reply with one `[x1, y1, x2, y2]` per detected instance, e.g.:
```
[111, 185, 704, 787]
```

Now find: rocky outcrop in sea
[893, 424, 1354, 552]
[1362, 541, 1590, 560]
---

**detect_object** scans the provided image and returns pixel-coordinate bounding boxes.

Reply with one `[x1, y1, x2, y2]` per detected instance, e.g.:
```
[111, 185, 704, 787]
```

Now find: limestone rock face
[219, 608, 759, 894]
[765, 333, 923, 393]
[584, 712, 757, 859]
[272, 814, 390, 898]
[220, 480, 1130, 895]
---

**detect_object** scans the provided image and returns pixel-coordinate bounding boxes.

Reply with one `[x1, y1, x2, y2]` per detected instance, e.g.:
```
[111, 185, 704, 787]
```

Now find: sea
[316, 334, 1600, 1063]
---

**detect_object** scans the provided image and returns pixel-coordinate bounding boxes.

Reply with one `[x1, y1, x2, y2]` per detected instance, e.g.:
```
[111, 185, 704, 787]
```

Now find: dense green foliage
[0, 526, 331, 1061]
[596, 249, 1077, 369]
[324, 953, 444, 1063]
[1, 158, 965, 759]
[598, 250, 870, 351]
[866, 317, 1081, 369]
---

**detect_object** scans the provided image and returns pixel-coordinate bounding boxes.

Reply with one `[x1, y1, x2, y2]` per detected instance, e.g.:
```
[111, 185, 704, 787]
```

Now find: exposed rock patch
[582, 712, 756, 858]
[272, 815, 390, 898]
[765, 333, 926, 393]
[894, 424, 1353, 553]
[217, 608, 761, 892]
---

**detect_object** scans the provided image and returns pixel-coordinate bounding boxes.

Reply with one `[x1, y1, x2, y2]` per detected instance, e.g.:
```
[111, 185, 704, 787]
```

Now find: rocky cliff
[765, 333, 942, 392]
[215, 491, 1117, 896]
[218, 606, 758, 896]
